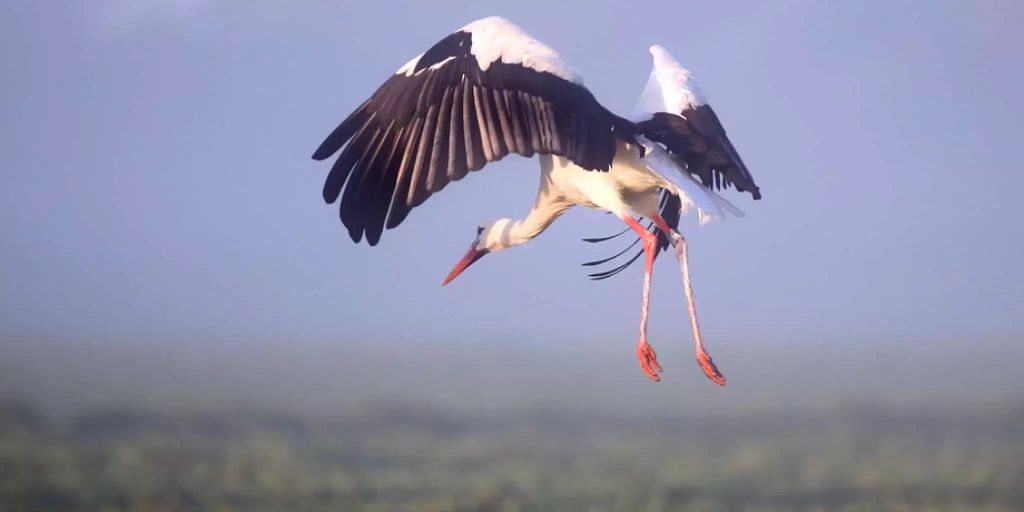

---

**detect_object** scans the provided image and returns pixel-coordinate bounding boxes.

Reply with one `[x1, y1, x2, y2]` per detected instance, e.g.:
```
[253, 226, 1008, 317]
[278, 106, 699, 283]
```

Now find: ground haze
[2, 337, 1022, 511]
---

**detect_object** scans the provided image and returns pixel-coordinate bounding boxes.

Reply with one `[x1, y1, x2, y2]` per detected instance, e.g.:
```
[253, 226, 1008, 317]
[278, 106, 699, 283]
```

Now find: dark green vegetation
[3, 337, 1022, 510]
[3, 399, 1023, 512]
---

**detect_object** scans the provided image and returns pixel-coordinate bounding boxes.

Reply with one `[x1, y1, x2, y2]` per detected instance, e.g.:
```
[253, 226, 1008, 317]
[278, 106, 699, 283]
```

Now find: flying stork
[311, 16, 761, 386]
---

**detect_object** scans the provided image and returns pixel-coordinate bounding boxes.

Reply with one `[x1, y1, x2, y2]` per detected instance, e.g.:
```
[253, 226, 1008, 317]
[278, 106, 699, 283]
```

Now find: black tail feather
[582, 190, 681, 281]
[582, 234, 642, 267]
[582, 226, 631, 244]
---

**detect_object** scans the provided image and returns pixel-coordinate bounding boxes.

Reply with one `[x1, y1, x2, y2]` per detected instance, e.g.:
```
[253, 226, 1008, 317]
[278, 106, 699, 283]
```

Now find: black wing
[312, 29, 636, 245]
[636, 107, 760, 200]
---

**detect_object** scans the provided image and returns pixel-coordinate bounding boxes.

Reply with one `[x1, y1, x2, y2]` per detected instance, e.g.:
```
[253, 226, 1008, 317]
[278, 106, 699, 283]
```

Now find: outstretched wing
[633, 45, 761, 200]
[312, 16, 636, 245]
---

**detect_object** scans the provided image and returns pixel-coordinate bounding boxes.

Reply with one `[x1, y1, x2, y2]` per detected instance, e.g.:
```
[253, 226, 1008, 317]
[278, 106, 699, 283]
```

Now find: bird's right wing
[312, 16, 637, 245]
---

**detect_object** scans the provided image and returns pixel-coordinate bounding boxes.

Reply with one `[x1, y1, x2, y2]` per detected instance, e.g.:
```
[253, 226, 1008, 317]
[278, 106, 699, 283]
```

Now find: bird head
[441, 219, 516, 286]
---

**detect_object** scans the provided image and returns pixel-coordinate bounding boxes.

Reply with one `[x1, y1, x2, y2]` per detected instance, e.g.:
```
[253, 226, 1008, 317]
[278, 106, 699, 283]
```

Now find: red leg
[649, 213, 727, 387]
[649, 214, 674, 237]
[625, 217, 662, 382]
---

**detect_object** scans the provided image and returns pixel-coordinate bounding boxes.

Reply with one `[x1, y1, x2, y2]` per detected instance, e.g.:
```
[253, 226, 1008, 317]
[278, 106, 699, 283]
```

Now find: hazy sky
[2, 1, 1022, 354]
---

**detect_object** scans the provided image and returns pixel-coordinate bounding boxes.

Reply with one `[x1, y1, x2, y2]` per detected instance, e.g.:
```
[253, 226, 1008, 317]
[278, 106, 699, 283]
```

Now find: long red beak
[442, 242, 488, 286]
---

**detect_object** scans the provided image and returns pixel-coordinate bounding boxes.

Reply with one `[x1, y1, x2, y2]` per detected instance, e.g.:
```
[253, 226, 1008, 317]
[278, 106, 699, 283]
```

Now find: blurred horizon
[4, 338, 1024, 511]
[4, 333, 1022, 420]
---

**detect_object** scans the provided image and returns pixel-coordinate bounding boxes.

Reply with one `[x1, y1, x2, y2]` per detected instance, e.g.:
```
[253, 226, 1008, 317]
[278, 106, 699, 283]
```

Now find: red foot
[637, 341, 663, 382]
[697, 352, 727, 386]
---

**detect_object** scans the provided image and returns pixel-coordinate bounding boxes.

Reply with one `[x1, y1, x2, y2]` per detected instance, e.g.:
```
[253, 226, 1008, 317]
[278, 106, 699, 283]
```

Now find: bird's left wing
[312, 16, 636, 245]
[632, 45, 760, 200]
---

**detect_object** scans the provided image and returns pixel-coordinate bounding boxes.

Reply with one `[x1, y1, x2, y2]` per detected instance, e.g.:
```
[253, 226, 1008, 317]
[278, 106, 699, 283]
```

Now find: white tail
[641, 140, 744, 224]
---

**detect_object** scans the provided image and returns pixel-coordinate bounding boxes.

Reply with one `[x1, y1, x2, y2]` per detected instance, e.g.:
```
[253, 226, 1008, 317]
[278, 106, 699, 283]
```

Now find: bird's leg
[624, 217, 662, 382]
[649, 215, 727, 386]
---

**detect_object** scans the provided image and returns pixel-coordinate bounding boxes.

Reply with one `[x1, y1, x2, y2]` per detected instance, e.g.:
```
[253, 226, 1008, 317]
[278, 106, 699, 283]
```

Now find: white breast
[541, 142, 667, 216]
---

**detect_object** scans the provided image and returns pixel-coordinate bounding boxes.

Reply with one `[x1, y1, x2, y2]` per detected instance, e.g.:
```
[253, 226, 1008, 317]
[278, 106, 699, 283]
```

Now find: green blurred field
[3, 337, 1023, 511]
[3, 399, 1023, 512]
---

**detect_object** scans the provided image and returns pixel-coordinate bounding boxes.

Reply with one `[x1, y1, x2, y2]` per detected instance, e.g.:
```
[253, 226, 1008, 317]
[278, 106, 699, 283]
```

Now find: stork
[311, 17, 761, 386]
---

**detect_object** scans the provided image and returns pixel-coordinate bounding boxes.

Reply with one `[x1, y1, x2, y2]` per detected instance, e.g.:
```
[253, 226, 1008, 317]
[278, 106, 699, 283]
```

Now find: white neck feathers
[479, 200, 569, 252]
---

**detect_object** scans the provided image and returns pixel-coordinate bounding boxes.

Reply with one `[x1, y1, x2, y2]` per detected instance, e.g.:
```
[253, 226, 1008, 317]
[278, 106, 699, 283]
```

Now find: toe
[642, 345, 663, 374]
[643, 366, 661, 382]
[697, 353, 726, 386]
[637, 342, 664, 381]
[651, 359, 663, 373]
[637, 356, 661, 382]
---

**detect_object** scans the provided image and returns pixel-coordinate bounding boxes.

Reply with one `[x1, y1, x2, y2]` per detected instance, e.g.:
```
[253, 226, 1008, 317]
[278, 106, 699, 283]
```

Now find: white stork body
[547, 142, 663, 218]
[476, 141, 663, 252]
[311, 16, 761, 386]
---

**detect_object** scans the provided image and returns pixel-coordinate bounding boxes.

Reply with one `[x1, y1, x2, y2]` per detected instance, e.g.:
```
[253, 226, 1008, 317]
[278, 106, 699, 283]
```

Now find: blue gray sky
[2, 1, 1022, 356]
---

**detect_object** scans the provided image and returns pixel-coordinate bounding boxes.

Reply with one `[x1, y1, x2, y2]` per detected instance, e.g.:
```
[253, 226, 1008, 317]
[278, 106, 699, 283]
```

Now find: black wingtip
[311, 144, 335, 161]
[312, 133, 339, 160]
[343, 215, 364, 245]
